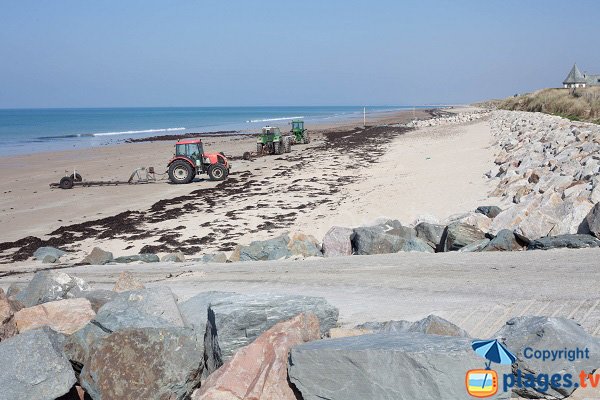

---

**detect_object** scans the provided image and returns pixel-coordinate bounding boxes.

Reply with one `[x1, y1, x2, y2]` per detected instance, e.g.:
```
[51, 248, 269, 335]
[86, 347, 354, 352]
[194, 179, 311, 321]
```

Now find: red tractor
[167, 139, 230, 184]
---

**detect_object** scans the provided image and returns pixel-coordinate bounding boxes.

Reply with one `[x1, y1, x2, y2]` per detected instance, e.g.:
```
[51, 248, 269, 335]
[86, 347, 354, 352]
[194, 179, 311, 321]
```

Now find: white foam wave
[91, 127, 186, 137]
[246, 116, 304, 123]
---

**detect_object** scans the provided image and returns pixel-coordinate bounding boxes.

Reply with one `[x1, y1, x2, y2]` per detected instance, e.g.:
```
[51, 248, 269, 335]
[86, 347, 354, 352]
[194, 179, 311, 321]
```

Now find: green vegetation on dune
[493, 87, 600, 124]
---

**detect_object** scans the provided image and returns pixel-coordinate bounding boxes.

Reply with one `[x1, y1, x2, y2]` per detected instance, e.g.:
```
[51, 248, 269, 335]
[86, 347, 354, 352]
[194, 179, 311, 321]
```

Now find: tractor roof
[176, 138, 202, 145]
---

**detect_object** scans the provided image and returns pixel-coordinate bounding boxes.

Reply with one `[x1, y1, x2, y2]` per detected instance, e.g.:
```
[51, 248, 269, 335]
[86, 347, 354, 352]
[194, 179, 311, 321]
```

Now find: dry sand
[1, 107, 499, 263]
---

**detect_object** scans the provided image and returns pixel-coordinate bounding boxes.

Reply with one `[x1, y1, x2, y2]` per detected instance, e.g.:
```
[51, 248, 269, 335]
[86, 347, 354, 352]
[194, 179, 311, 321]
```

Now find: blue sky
[1, 0, 599, 108]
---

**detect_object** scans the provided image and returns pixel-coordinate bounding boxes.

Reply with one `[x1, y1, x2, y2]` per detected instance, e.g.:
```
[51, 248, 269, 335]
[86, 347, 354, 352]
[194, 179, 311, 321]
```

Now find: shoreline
[0, 106, 444, 158]
[0, 106, 493, 265]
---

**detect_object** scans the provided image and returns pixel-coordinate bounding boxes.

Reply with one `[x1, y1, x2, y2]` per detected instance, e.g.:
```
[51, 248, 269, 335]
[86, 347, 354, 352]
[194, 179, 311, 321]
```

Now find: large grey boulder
[231, 234, 292, 261]
[483, 229, 525, 251]
[495, 316, 600, 399]
[81, 247, 114, 265]
[352, 220, 416, 255]
[95, 286, 185, 331]
[356, 320, 412, 334]
[322, 226, 354, 257]
[441, 222, 487, 251]
[287, 232, 323, 258]
[288, 333, 510, 400]
[527, 234, 600, 250]
[15, 271, 91, 307]
[33, 246, 67, 261]
[586, 202, 600, 238]
[180, 291, 339, 362]
[80, 327, 205, 400]
[0, 327, 76, 400]
[415, 222, 445, 251]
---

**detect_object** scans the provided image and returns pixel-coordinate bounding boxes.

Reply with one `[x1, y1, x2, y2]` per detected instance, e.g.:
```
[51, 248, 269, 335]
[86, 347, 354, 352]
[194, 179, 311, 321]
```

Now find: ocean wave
[38, 127, 186, 140]
[246, 116, 304, 123]
[92, 127, 186, 136]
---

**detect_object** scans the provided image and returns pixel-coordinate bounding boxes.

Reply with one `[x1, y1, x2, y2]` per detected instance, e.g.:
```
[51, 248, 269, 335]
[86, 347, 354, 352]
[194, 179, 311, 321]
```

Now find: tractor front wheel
[284, 136, 291, 153]
[257, 143, 263, 154]
[274, 141, 282, 155]
[168, 160, 194, 184]
[208, 164, 228, 181]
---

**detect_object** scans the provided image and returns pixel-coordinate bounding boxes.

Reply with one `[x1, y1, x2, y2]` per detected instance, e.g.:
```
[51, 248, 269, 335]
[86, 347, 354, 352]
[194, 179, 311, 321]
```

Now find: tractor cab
[261, 126, 281, 137]
[175, 139, 204, 162]
[291, 120, 304, 134]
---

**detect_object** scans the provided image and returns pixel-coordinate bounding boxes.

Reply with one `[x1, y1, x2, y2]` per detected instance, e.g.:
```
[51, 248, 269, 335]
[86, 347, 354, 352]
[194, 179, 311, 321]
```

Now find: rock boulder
[0, 327, 76, 400]
[95, 286, 185, 331]
[193, 313, 320, 400]
[495, 316, 600, 398]
[33, 246, 67, 261]
[0, 288, 17, 341]
[586, 202, 600, 238]
[15, 271, 91, 307]
[415, 222, 445, 251]
[322, 226, 354, 257]
[527, 234, 600, 250]
[288, 333, 510, 400]
[180, 291, 338, 362]
[352, 220, 416, 255]
[483, 229, 525, 251]
[14, 298, 95, 335]
[476, 205, 503, 218]
[81, 247, 114, 265]
[441, 222, 486, 252]
[81, 327, 205, 400]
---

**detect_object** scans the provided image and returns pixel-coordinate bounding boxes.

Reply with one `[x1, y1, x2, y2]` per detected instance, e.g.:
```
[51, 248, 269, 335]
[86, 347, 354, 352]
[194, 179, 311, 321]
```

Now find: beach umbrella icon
[472, 339, 517, 368]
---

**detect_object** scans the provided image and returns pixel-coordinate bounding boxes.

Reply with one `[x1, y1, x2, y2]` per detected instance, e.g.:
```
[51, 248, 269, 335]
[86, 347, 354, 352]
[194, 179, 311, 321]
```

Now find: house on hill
[563, 63, 600, 88]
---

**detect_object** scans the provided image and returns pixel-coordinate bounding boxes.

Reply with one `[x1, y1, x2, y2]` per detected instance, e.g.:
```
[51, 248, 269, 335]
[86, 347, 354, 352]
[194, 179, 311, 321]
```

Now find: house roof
[563, 64, 586, 84]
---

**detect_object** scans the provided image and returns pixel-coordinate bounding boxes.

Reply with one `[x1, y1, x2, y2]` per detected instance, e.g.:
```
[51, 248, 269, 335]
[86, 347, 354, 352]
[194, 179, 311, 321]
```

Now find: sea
[0, 106, 426, 156]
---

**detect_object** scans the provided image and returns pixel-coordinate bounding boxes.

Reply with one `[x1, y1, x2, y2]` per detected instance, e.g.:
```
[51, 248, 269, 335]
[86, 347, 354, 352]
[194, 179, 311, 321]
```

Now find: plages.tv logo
[466, 339, 516, 398]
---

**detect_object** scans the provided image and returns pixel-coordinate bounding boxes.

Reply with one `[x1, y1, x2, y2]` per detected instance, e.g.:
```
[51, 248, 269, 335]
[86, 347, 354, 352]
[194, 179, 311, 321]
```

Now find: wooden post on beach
[363, 107, 366, 127]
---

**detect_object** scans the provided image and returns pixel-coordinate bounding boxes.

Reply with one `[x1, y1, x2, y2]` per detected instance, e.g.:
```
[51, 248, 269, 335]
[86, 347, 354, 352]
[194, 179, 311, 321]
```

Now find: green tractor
[256, 126, 292, 155]
[290, 120, 310, 144]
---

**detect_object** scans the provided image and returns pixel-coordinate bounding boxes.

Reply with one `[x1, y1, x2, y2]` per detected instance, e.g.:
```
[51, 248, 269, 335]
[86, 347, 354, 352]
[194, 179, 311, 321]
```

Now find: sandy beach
[0, 107, 498, 263]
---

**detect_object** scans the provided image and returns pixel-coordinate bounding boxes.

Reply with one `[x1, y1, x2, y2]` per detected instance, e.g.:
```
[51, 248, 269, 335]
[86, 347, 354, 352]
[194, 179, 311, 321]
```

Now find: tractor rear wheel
[59, 177, 74, 189]
[304, 132, 310, 144]
[257, 143, 263, 154]
[208, 164, 227, 181]
[168, 160, 194, 184]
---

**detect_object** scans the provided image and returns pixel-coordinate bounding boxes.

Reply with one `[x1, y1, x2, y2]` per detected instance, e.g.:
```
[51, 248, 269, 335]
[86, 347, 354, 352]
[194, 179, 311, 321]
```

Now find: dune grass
[494, 87, 600, 124]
